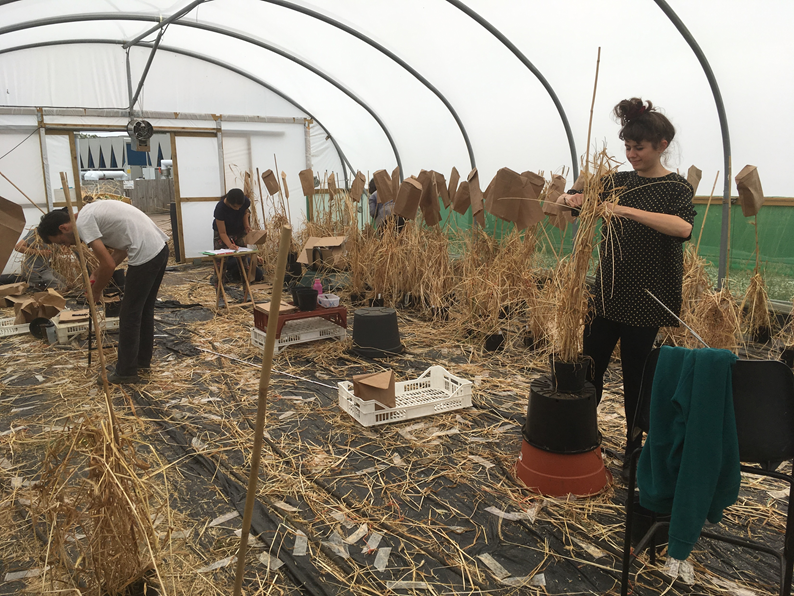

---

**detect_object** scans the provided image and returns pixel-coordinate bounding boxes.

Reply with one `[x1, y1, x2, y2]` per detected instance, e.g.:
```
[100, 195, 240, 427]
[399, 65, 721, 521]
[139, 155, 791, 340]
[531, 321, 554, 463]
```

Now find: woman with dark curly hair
[561, 98, 697, 478]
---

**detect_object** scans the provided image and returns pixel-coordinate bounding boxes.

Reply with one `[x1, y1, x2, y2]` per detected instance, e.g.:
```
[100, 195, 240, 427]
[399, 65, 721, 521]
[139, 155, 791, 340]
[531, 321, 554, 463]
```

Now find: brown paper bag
[468, 169, 485, 226]
[328, 173, 338, 199]
[352, 370, 396, 409]
[372, 169, 394, 205]
[299, 169, 315, 196]
[736, 165, 764, 217]
[391, 167, 400, 204]
[570, 171, 586, 192]
[544, 173, 575, 223]
[393, 177, 423, 220]
[687, 165, 702, 196]
[484, 168, 526, 223]
[447, 167, 460, 208]
[244, 171, 253, 199]
[280, 171, 290, 199]
[417, 170, 441, 226]
[432, 171, 449, 209]
[34, 289, 66, 318]
[350, 171, 366, 202]
[452, 180, 470, 215]
[261, 169, 280, 195]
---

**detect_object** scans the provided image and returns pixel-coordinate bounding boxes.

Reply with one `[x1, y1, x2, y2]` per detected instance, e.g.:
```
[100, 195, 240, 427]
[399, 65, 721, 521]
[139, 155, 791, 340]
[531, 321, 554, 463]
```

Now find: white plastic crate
[338, 366, 472, 427]
[53, 315, 120, 344]
[250, 318, 347, 354]
[0, 317, 30, 337]
[317, 293, 340, 308]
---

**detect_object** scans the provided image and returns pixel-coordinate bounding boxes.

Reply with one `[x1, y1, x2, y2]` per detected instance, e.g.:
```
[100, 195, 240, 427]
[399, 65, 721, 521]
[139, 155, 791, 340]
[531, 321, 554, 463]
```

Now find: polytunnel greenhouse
[1, 1, 794, 595]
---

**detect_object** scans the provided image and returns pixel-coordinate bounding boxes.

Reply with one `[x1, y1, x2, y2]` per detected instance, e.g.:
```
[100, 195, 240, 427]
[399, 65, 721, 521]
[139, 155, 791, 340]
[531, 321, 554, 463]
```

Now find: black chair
[621, 348, 794, 596]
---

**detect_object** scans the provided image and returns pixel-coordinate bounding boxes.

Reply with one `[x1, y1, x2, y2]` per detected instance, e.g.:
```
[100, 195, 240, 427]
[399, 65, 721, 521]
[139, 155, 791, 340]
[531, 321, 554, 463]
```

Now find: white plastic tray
[338, 366, 472, 427]
[52, 314, 120, 344]
[0, 317, 29, 337]
[250, 318, 347, 354]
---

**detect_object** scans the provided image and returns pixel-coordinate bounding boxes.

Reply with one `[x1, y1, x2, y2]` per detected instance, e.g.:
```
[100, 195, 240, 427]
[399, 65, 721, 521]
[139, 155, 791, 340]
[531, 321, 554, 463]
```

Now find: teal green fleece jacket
[637, 346, 740, 560]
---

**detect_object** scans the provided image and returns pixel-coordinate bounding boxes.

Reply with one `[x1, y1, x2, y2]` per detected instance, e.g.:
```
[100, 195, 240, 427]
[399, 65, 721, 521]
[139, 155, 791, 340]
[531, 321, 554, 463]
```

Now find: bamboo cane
[232, 224, 292, 596]
[59, 172, 119, 445]
[1, 170, 45, 214]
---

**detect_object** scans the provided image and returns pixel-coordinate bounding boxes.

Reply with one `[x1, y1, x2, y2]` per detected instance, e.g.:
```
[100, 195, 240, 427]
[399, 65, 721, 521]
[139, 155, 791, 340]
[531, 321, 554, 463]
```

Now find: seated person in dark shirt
[212, 188, 264, 284]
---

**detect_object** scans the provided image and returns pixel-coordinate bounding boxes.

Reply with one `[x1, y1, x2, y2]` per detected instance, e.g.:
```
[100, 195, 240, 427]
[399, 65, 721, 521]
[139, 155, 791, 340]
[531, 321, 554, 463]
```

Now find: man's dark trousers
[115, 245, 169, 376]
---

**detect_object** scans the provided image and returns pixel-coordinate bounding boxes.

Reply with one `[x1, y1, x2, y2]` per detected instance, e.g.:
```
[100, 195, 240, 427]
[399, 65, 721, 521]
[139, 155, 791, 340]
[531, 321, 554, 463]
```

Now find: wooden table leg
[216, 257, 230, 312]
[238, 256, 256, 309]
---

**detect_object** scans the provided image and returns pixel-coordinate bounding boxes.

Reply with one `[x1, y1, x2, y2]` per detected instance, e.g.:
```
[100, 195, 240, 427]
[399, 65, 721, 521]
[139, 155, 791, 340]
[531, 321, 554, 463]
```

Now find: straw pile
[689, 287, 742, 351]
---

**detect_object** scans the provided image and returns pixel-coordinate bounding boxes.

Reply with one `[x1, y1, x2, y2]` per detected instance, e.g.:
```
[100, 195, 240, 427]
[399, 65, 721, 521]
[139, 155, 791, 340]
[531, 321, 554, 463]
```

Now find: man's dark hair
[224, 188, 246, 207]
[37, 208, 70, 242]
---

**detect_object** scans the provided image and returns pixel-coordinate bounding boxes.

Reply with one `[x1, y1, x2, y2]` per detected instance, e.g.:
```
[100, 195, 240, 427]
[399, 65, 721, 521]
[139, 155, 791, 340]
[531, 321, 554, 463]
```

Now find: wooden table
[202, 249, 257, 311]
[254, 303, 348, 339]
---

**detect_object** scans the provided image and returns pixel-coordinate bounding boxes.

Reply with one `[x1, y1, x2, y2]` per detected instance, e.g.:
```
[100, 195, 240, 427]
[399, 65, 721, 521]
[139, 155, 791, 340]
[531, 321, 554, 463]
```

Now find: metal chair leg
[621, 449, 640, 596]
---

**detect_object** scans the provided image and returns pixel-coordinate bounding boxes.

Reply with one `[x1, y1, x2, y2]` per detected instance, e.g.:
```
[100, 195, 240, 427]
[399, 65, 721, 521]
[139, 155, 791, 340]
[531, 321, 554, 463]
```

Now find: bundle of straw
[689, 287, 742, 351]
[741, 272, 773, 341]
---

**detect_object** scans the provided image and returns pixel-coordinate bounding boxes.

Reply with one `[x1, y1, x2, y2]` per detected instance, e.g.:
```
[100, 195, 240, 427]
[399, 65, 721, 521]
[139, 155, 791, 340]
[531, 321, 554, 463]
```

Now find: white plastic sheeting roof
[1, 0, 793, 194]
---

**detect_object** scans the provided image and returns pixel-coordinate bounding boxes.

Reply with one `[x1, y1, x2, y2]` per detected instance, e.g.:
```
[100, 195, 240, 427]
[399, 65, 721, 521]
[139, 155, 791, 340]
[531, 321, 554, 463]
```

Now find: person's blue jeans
[115, 245, 168, 376]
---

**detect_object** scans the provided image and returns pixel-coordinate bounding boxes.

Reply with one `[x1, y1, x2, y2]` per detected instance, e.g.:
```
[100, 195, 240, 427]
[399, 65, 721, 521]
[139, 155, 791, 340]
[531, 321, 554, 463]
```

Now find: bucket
[294, 288, 318, 311]
[753, 326, 772, 345]
[352, 307, 404, 358]
[550, 355, 589, 393]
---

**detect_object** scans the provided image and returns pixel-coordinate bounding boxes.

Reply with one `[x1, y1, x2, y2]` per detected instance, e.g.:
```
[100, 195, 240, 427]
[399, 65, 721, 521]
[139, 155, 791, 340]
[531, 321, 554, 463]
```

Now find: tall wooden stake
[584, 47, 602, 177]
[232, 225, 292, 596]
[60, 172, 119, 445]
[696, 171, 720, 254]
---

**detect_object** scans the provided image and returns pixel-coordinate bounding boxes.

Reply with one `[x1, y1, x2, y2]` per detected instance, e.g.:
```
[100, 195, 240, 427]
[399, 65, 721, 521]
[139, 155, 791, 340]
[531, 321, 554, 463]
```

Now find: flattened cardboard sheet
[59, 309, 90, 323]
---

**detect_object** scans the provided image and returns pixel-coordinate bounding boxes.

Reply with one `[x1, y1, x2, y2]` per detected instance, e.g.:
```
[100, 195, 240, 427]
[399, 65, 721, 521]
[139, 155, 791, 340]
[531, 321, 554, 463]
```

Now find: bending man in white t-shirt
[38, 201, 169, 384]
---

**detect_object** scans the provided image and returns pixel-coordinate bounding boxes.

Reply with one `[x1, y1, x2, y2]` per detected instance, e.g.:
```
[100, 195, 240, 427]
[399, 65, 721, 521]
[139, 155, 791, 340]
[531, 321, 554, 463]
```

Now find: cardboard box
[0, 196, 26, 273]
[243, 230, 267, 245]
[353, 370, 396, 409]
[296, 236, 346, 266]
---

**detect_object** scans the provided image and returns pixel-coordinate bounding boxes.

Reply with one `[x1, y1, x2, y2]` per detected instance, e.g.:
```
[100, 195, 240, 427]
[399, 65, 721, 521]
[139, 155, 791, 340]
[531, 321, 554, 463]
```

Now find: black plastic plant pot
[523, 375, 600, 454]
[352, 307, 404, 358]
[369, 297, 385, 307]
[105, 301, 122, 318]
[349, 292, 366, 305]
[29, 317, 53, 340]
[550, 355, 589, 393]
[294, 288, 318, 311]
[752, 326, 772, 345]
[631, 496, 670, 551]
[524, 332, 545, 351]
[781, 347, 794, 368]
[484, 332, 505, 352]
